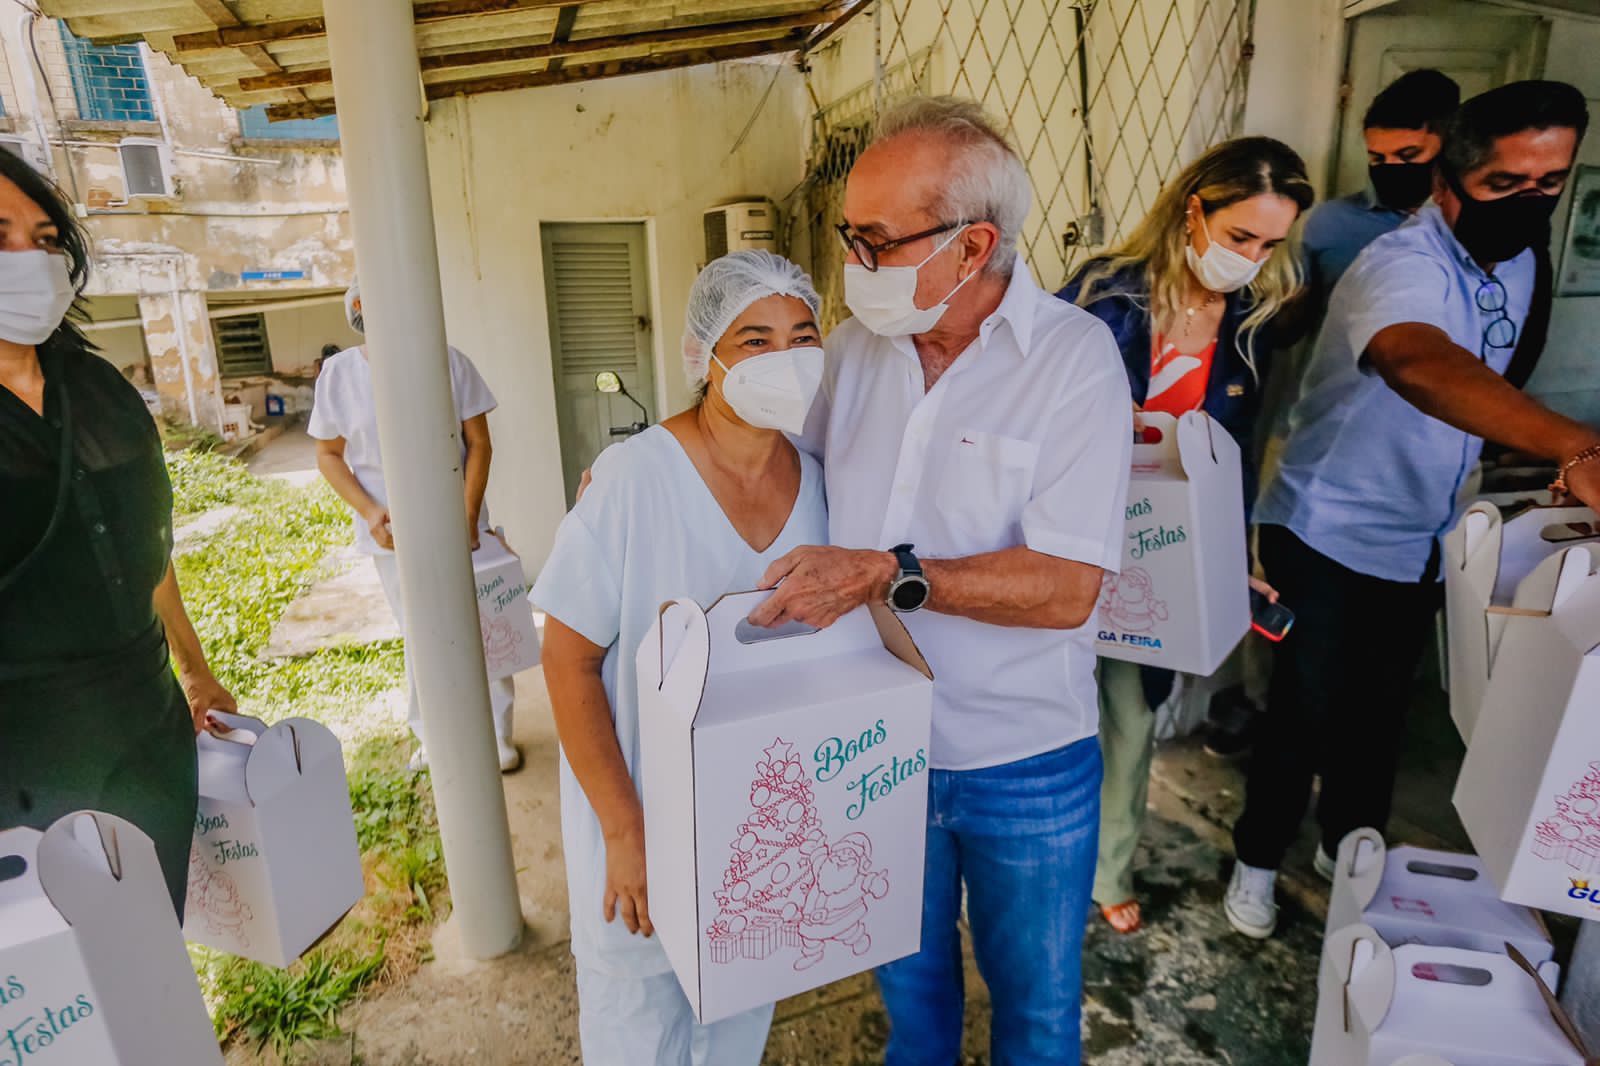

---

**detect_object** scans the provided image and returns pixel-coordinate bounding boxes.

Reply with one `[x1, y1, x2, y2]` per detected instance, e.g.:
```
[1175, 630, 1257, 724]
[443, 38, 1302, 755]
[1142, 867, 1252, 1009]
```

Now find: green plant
[202, 947, 385, 1061]
[168, 454, 448, 1056]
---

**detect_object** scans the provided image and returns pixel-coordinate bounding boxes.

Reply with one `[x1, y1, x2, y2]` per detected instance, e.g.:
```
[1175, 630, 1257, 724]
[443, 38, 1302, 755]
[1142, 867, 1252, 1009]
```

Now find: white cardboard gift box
[185, 712, 365, 968]
[637, 592, 934, 1025]
[0, 811, 223, 1066]
[473, 535, 541, 681]
[1454, 543, 1600, 921]
[1324, 828, 1550, 962]
[1309, 925, 1581, 1066]
[1093, 411, 1249, 677]
[1443, 502, 1596, 742]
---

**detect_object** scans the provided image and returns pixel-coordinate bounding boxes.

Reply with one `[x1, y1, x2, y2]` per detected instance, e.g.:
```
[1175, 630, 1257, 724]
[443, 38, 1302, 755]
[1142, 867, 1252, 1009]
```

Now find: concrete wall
[264, 299, 361, 375]
[1241, 0, 1600, 423]
[423, 60, 808, 568]
[0, 15, 356, 431]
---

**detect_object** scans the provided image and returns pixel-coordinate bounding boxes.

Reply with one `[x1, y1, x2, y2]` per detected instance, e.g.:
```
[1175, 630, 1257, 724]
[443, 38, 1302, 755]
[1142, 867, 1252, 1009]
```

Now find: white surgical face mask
[843, 225, 978, 337]
[0, 251, 75, 346]
[711, 344, 824, 435]
[1184, 219, 1264, 294]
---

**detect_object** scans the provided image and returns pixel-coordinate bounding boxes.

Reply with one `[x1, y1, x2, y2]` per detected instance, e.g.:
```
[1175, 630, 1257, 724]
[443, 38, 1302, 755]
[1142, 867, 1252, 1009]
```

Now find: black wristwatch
[887, 543, 930, 613]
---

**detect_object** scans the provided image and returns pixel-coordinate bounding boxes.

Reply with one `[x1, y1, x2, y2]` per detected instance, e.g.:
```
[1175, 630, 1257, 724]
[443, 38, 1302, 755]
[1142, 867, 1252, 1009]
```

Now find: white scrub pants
[575, 965, 773, 1066]
[372, 553, 514, 747]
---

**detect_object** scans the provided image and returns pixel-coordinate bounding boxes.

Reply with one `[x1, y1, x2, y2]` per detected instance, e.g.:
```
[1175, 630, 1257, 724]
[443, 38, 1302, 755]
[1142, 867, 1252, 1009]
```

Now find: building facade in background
[0, 16, 357, 434]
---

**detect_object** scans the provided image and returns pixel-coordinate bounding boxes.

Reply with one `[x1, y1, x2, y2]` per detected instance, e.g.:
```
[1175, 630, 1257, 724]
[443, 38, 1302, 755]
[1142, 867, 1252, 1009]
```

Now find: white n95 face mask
[1184, 219, 1264, 294]
[844, 225, 978, 337]
[711, 345, 824, 435]
[0, 251, 75, 346]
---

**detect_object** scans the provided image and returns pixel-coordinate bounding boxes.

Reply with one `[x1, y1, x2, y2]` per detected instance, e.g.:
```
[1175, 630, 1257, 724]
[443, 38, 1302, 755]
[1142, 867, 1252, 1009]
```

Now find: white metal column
[323, 0, 522, 960]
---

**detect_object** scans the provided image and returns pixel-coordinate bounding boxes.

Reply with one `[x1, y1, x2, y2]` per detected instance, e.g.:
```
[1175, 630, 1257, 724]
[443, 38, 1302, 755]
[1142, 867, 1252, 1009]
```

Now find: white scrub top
[531, 425, 828, 976]
[306, 345, 498, 554]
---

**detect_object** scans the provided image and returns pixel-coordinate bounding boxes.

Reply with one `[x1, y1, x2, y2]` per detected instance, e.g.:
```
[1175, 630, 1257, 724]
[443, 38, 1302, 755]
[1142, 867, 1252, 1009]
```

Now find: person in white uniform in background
[308, 281, 519, 773]
[533, 251, 828, 1065]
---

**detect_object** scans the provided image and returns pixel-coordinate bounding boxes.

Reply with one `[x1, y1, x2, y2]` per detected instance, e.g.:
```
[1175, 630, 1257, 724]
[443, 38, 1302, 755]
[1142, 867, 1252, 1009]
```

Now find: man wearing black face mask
[1227, 80, 1600, 940]
[1302, 69, 1461, 297]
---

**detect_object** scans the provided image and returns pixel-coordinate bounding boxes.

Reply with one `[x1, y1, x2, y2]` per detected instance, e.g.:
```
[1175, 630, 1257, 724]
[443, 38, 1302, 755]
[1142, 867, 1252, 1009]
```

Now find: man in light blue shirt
[1224, 81, 1600, 941]
[1302, 69, 1461, 296]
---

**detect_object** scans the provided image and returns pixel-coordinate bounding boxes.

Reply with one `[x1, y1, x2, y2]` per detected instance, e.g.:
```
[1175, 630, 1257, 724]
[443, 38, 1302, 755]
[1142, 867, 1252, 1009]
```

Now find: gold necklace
[1179, 290, 1220, 341]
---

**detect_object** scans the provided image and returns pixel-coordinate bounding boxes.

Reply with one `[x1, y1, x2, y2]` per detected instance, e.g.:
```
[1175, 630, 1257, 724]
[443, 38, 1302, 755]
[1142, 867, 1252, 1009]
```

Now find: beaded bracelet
[1550, 443, 1600, 497]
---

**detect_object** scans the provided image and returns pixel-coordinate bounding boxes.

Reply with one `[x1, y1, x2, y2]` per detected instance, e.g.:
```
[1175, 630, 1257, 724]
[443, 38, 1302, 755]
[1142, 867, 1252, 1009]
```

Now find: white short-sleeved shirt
[307, 345, 498, 554]
[530, 426, 828, 976]
[800, 256, 1133, 772]
[1256, 205, 1535, 582]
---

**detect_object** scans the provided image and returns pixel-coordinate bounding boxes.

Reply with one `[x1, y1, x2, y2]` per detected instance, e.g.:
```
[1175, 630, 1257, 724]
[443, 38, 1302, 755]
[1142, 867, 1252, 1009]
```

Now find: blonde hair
[1075, 136, 1314, 372]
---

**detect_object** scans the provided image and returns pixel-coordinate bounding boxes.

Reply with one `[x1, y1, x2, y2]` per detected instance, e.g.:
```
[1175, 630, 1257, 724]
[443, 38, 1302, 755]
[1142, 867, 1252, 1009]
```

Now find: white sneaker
[407, 746, 429, 773]
[1314, 845, 1336, 883]
[497, 740, 522, 773]
[1225, 861, 1279, 939]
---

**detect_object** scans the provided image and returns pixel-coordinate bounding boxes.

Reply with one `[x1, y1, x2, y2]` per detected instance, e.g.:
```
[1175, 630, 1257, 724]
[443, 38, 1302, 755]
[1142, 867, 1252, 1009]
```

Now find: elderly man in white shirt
[754, 96, 1132, 1066]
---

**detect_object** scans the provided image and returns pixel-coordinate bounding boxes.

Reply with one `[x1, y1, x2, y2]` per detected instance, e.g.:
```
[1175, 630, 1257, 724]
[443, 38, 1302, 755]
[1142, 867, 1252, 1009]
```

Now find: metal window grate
[802, 0, 1256, 326]
[214, 313, 273, 376]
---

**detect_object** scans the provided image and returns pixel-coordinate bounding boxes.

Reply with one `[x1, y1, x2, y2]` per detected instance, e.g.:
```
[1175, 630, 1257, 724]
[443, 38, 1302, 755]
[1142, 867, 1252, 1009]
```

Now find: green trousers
[1093, 657, 1156, 906]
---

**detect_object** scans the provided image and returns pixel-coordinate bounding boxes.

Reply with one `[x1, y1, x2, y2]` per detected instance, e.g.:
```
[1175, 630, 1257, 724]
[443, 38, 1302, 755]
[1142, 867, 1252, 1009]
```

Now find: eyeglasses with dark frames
[834, 221, 961, 273]
[1476, 276, 1518, 356]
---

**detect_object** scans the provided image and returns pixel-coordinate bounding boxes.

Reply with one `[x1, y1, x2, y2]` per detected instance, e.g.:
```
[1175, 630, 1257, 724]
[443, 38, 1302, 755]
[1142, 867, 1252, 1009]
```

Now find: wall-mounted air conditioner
[0, 134, 50, 174]
[703, 200, 780, 261]
[119, 137, 175, 199]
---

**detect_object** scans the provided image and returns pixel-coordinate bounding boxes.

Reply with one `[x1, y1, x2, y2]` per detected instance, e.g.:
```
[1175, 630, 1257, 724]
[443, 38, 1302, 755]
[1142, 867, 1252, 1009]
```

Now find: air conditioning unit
[0, 134, 50, 174]
[703, 200, 779, 261]
[119, 138, 175, 199]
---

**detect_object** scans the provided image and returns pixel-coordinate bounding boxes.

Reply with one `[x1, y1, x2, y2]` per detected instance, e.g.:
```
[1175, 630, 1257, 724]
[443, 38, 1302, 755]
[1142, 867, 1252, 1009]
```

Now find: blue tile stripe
[58, 21, 155, 123]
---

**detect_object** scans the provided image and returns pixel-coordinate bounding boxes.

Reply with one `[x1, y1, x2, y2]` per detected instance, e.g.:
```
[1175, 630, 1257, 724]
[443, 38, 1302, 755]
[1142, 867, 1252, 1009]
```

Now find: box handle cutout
[734, 617, 819, 645]
[1542, 521, 1600, 545]
[0, 855, 25, 884]
[1404, 859, 1478, 882]
[1410, 962, 1491, 986]
[71, 813, 123, 882]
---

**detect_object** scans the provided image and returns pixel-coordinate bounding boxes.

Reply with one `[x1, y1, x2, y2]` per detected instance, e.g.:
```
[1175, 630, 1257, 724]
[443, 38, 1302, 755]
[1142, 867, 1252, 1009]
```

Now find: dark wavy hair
[0, 148, 94, 353]
[1440, 80, 1590, 180]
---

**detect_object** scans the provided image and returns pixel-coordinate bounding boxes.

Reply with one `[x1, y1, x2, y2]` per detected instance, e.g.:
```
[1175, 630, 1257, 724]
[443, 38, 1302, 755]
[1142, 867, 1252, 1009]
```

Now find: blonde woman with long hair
[1056, 135, 1313, 935]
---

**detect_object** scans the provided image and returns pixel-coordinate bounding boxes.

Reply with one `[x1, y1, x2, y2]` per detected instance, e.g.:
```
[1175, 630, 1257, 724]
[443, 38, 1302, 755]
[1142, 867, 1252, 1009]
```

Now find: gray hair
[873, 96, 1033, 278]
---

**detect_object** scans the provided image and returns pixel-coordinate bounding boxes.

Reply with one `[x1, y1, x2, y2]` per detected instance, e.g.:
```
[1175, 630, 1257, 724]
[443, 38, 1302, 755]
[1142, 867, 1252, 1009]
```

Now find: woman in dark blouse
[0, 151, 234, 915]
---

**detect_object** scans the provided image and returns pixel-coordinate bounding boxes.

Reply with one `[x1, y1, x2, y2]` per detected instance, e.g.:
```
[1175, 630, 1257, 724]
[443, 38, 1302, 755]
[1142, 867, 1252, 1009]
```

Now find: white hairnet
[682, 250, 820, 385]
[344, 280, 363, 334]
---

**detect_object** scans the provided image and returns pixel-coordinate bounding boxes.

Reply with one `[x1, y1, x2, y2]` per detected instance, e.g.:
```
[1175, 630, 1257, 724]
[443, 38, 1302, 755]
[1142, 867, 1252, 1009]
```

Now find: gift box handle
[0, 854, 25, 884]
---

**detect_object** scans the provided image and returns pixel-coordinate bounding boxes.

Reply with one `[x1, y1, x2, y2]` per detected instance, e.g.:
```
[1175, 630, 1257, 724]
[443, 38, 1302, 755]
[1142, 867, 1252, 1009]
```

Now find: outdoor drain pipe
[323, 0, 523, 960]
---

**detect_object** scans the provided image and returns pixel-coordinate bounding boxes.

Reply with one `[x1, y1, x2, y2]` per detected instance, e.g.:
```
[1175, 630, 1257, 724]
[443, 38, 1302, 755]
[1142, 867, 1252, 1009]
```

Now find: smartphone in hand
[1250, 588, 1295, 642]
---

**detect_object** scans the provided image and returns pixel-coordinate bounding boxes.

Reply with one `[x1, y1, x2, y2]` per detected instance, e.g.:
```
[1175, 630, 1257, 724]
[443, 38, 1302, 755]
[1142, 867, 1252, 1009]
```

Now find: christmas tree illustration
[706, 737, 890, 970]
[1533, 761, 1600, 873]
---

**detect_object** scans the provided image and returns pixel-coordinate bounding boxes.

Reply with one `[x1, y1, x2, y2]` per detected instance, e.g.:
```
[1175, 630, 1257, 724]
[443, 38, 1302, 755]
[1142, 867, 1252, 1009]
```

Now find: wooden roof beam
[235, 7, 839, 93]
[173, 0, 579, 52]
[264, 34, 804, 121]
[803, 0, 872, 54]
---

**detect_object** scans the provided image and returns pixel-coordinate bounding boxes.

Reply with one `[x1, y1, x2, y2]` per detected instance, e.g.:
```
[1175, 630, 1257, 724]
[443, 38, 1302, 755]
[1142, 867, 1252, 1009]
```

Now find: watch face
[891, 577, 929, 612]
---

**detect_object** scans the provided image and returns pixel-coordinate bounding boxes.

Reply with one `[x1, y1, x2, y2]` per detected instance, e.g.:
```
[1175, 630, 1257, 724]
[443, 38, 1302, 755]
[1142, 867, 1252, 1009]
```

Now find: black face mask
[1446, 171, 1559, 265]
[1368, 162, 1435, 211]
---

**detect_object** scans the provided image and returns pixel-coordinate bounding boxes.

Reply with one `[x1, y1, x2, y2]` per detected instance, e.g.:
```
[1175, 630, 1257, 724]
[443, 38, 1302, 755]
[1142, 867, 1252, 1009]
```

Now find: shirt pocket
[935, 430, 1040, 554]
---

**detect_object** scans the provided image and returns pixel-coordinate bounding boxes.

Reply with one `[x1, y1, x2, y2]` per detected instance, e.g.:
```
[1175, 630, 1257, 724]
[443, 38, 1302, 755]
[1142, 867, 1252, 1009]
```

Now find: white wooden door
[540, 222, 655, 507]
[1333, 5, 1549, 196]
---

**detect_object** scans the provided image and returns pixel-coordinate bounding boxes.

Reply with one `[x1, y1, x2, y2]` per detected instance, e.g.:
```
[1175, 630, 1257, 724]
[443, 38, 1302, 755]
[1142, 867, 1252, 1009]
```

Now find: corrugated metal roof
[40, 0, 868, 120]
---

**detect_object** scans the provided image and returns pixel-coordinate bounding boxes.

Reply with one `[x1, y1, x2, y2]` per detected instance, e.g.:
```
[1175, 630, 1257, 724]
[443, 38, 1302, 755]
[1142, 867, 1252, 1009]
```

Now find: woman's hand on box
[181, 669, 238, 735]
[604, 821, 653, 937]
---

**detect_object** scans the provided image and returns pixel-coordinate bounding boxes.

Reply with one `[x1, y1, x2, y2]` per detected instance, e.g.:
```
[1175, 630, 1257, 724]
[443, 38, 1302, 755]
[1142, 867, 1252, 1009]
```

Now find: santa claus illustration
[793, 833, 889, 972]
[1098, 567, 1168, 633]
[187, 848, 254, 946]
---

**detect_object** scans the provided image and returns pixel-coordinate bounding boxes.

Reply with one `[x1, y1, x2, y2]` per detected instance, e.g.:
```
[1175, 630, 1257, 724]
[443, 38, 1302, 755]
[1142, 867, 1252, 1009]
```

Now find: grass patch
[169, 450, 448, 1060]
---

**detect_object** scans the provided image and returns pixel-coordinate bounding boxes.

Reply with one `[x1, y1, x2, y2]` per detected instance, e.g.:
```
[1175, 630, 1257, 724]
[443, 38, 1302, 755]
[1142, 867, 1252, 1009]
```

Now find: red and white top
[1144, 333, 1216, 417]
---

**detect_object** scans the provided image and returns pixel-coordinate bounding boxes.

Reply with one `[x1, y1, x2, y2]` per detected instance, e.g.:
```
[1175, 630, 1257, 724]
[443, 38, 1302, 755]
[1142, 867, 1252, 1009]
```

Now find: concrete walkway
[267, 668, 1327, 1066]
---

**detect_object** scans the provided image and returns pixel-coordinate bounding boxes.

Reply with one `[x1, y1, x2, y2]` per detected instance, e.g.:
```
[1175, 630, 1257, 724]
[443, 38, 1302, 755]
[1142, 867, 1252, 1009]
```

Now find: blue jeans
[875, 737, 1102, 1066]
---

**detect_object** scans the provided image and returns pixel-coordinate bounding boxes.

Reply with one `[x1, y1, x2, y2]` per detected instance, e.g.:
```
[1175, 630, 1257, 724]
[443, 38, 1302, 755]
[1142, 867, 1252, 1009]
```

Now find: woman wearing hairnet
[533, 250, 827, 1064]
